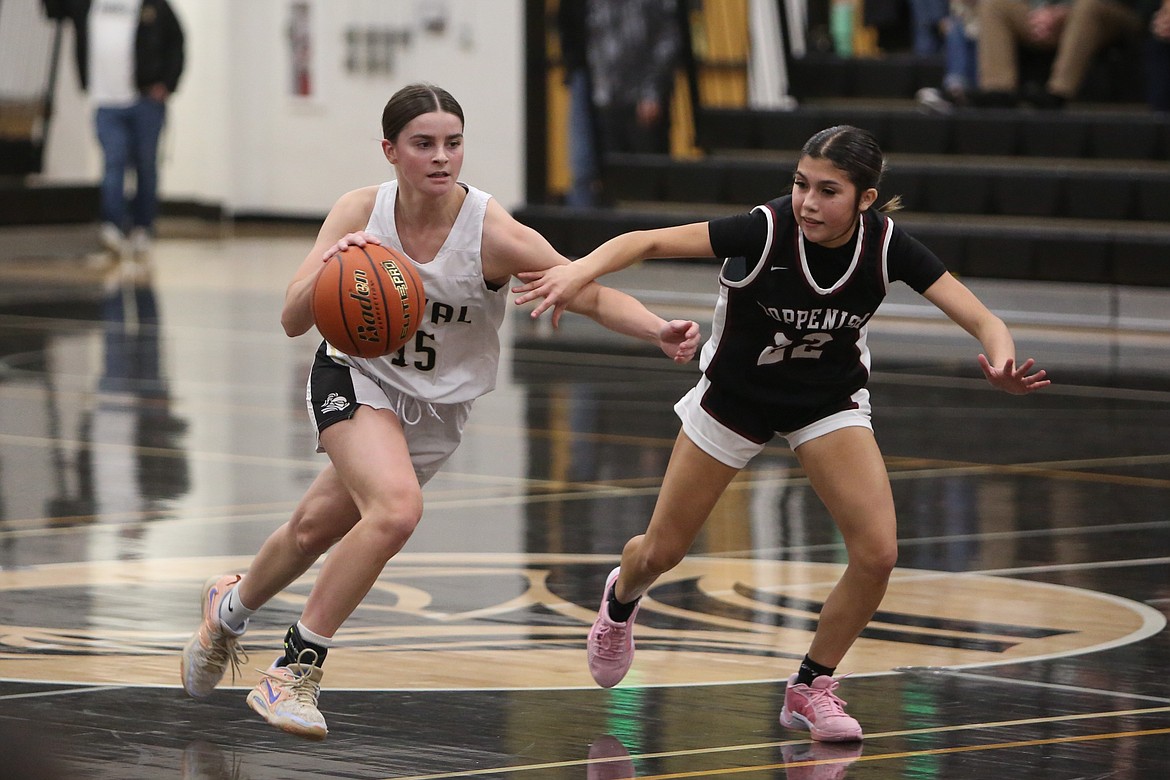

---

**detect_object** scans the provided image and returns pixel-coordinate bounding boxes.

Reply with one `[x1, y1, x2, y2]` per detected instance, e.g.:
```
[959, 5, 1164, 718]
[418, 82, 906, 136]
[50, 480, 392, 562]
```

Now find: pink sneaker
[586, 567, 640, 688]
[779, 740, 863, 780]
[587, 734, 635, 780]
[779, 674, 863, 742]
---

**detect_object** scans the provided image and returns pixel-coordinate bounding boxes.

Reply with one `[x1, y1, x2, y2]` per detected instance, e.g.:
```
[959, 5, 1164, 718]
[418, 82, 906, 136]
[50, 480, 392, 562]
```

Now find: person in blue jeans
[917, 0, 982, 110]
[910, 0, 952, 54]
[557, 0, 600, 207]
[45, 0, 184, 255]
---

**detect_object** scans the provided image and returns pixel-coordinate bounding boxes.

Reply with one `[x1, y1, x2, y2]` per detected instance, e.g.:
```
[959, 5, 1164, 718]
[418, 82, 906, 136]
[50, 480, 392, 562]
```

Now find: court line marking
[978, 556, 1170, 577]
[0, 552, 1163, 694]
[629, 727, 1170, 780]
[0, 685, 124, 701]
[379, 706, 1170, 780]
[1, 429, 1167, 534]
[908, 669, 1170, 705]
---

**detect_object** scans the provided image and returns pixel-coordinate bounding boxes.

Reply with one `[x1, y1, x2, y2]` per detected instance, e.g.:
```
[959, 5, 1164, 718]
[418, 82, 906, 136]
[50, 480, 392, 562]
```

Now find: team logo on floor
[0, 553, 1161, 690]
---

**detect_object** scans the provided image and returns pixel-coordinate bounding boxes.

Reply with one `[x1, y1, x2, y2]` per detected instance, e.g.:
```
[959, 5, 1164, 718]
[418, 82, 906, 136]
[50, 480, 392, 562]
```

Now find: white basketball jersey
[325, 180, 508, 404]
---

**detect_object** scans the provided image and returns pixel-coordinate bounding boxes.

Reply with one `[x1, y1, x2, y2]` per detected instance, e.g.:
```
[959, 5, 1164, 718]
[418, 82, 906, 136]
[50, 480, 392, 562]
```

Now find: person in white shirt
[48, 0, 184, 254]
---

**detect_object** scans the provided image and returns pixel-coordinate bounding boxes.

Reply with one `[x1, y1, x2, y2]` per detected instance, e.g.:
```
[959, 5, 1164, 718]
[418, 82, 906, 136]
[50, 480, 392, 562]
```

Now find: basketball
[312, 243, 425, 358]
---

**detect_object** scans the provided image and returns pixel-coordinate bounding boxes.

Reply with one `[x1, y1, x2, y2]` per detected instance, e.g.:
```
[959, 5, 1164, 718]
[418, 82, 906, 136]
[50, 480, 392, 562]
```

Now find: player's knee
[291, 512, 343, 557]
[855, 542, 898, 581]
[361, 491, 424, 558]
[639, 539, 687, 578]
[289, 493, 357, 556]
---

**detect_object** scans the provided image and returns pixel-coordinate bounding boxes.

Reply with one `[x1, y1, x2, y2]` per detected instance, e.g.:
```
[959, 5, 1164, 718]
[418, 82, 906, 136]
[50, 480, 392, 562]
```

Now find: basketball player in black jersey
[513, 125, 1050, 741]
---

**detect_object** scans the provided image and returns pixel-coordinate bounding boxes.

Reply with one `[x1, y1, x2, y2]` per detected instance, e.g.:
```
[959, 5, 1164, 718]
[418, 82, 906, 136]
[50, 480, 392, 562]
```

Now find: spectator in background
[917, 0, 983, 110]
[557, 0, 600, 207]
[910, 0, 953, 54]
[584, 0, 682, 156]
[975, 0, 1143, 107]
[44, 0, 184, 255]
[1145, 0, 1170, 110]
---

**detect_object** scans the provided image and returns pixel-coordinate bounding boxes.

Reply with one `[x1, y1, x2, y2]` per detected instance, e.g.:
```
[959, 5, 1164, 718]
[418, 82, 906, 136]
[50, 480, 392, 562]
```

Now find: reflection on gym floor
[1, 233, 1168, 779]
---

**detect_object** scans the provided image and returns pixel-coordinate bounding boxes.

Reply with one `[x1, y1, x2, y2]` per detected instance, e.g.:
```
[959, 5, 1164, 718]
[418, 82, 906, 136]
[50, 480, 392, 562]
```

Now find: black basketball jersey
[701, 195, 946, 409]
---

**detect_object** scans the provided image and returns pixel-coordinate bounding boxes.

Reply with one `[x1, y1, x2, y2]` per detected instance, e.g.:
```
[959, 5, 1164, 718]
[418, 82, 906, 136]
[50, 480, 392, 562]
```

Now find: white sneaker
[915, 87, 955, 115]
[129, 227, 152, 256]
[180, 574, 247, 699]
[99, 223, 126, 254]
[246, 650, 328, 740]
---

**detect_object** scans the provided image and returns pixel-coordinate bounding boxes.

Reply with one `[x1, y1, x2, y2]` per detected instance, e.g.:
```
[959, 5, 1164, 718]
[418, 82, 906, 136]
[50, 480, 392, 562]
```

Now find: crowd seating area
[518, 49, 1170, 289]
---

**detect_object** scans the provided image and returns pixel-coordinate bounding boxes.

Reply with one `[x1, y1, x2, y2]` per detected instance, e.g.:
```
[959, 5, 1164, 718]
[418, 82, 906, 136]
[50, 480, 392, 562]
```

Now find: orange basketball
[311, 243, 425, 358]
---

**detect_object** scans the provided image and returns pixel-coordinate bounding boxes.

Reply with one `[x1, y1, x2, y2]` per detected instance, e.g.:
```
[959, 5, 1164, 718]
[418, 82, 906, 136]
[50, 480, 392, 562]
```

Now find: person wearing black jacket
[44, 0, 184, 255]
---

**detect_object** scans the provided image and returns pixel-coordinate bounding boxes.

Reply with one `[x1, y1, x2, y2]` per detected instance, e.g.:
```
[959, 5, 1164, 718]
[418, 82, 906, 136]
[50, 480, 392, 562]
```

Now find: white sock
[296, 621, 335, 648]
[218, 587, 257, 635]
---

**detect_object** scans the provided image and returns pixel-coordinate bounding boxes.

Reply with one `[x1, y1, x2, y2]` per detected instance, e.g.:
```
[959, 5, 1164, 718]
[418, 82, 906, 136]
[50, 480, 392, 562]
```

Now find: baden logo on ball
[312, 243, 425, 358]
[348, 267, 385, 348]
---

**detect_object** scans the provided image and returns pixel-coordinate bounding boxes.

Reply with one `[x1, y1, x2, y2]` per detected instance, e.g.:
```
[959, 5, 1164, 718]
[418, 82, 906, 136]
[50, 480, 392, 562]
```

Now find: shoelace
[807, 679, 850, 719]
[207, 632, 248, 684]
[593, 623, 627, 659]
[256, 665, 321, 705]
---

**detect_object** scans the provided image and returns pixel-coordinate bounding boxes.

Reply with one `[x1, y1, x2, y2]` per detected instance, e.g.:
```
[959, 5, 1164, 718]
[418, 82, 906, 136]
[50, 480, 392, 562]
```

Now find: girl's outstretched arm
[511, 222, 714, 327]
[922, 273, 1050, 394]
[481, 203, 701, 363]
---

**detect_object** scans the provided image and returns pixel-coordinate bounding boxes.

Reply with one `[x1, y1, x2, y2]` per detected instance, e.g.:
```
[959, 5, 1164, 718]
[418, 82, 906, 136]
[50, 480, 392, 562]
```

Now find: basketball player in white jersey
[513, 125, 1050, 742]
[179, 83, 701, 739]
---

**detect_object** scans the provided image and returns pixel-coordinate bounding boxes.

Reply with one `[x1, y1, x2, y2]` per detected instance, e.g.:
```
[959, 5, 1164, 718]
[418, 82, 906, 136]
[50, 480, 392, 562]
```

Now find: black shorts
[307, 342, 360, 434]
[675, 375, 873, 467]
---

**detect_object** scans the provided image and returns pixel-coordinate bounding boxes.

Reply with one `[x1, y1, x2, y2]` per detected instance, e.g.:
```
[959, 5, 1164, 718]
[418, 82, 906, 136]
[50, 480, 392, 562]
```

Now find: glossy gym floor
[1, 227, 1168, 779]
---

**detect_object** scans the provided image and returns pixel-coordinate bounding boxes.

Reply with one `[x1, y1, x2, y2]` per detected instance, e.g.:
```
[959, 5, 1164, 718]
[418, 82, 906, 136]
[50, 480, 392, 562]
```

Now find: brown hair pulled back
[381, 83, 465, 141]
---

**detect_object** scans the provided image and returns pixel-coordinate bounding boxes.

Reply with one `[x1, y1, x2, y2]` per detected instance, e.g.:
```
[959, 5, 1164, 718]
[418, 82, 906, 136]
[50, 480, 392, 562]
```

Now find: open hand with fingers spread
[978, 355, 1050, 394]
[513, 263, 591, 328]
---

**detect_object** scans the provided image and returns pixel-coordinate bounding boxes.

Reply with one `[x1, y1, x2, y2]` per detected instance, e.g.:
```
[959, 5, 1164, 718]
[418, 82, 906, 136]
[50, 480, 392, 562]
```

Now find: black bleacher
[785, 51, 1145, 105]
[516, 52, 1170, 290]
[694, 107, 1170, 160]
[0, 178, 99, 226]
[599, 153, 1170, 224]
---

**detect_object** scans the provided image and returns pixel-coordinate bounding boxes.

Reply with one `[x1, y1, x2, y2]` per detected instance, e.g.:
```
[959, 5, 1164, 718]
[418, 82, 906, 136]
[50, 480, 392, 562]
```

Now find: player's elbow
[281, 309, 312, 338]
[971, 311, 1008, 344]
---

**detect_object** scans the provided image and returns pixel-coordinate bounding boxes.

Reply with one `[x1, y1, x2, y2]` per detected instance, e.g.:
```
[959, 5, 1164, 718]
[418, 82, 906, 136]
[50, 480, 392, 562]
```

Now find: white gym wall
[43, 0, 527, 217]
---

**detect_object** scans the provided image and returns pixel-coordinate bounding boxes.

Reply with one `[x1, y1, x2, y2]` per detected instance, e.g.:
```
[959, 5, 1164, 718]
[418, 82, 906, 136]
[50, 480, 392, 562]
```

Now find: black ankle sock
[278, 624, 328, 668]
[606, 586, 639, 623]
[796, 654, 834, 686]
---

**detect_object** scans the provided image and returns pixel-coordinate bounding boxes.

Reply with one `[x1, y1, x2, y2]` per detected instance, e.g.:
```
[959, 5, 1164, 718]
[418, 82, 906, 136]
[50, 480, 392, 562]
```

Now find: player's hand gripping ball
[312, 243, 425, 358]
